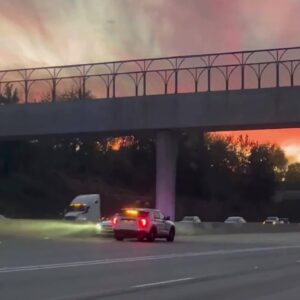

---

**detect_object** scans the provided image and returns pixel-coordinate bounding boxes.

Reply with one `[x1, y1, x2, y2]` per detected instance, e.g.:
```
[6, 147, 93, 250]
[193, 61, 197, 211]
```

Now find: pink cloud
[0, 0, 300, 159]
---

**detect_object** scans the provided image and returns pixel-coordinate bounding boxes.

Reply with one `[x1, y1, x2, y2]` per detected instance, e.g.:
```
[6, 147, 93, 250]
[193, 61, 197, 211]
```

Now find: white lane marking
[1, 245, 300, 274]
[133, 277, 194, 288]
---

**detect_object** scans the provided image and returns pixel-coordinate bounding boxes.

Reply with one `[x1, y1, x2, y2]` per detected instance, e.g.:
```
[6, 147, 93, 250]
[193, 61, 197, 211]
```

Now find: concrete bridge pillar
[155, 131, 179, 221]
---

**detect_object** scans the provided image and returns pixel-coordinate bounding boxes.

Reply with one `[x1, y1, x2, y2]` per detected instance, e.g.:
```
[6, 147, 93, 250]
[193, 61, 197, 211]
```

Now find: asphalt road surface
[1, 233, 300, 300]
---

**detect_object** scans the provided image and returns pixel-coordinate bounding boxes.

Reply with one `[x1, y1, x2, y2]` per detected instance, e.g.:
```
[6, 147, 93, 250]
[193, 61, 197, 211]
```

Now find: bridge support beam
[156, 131, 179, 221]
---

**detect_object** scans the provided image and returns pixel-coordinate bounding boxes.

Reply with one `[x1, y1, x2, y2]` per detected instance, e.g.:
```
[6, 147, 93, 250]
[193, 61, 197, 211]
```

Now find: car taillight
[112, 216, 118, 226]
[138, 217, 148, 228]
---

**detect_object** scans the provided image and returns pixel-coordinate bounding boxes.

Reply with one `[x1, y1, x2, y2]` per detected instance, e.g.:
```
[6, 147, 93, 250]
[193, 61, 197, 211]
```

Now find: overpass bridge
[1, 46, 300, 219]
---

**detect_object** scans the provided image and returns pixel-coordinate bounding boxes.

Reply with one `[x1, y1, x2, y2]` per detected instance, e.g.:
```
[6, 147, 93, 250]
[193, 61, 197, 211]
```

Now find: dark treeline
[0, 83, 93, 104]
[0, 83, 19, 105]
[0, 132, 300, 221]
[177, 133, 293, 220]
[0, 136, 156, 218]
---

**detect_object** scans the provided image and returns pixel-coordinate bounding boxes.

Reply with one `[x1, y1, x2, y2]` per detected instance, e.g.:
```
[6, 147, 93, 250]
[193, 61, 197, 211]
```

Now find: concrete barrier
[176, 222, 300, 235]
[1, 219, 299, 239]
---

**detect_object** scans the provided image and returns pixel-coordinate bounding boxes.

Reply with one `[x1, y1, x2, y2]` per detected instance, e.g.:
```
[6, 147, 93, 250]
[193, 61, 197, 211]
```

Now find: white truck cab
[113, 208, 176, 242]
[64, 194, 100, 222]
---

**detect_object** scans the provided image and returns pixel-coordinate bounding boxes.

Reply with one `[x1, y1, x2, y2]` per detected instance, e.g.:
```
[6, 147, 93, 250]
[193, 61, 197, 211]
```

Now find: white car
[96, 218, 114, 234]
[0, 214, 5, 220]
[113, 208, 176, 242]
[224, 216, 246, 224]
[263, 216, 280, 225]
[180, 216, 201, 223]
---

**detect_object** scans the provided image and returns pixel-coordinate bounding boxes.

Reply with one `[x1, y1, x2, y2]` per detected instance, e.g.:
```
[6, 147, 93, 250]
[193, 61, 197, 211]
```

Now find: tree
[39, 86, 94, 103]
[285, 163, 300, 185]
[59, 86, 93, 101]
[243, 144, 283, 211]
[0, 83, 19, 104]
[268, 145, 288, 181]
[205, 135, 240, 201]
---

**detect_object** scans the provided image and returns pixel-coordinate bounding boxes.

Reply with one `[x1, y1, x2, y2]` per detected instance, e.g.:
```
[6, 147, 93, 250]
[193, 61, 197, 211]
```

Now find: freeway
[1, 233, 300, 300]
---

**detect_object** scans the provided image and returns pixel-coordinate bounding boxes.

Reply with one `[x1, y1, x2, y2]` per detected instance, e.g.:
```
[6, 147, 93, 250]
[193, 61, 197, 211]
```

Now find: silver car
[224, 216, 246, 224]
[96, 218, 114, 235]
[263, 216, 280, 225]
[180, 216, 202, 223]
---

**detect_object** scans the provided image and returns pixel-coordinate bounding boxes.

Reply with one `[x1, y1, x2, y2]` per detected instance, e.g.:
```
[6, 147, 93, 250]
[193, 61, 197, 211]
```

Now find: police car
[113, 208, 175, 242]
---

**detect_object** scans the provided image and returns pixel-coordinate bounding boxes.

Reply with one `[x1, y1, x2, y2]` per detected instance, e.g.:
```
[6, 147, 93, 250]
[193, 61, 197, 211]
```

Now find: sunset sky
[0, 0, 300, 160]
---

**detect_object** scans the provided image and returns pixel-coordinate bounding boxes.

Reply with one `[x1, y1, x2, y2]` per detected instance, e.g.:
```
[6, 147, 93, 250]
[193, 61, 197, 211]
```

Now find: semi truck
[64, 194, 101, 222]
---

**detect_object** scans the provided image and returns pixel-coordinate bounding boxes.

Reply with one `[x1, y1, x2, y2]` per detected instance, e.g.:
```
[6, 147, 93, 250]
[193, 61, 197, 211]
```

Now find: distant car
[224, 216, 246, 224]
[180, 216, 201, 223]
[263, 216, 280, 225]
[114, 208, 176, 242]
[96, 218, 114, 235]
[279, 218, 290, 224]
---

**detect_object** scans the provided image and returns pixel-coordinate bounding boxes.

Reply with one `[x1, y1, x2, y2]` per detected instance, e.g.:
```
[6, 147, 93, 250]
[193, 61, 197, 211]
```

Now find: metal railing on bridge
[1, 46, 300, 103]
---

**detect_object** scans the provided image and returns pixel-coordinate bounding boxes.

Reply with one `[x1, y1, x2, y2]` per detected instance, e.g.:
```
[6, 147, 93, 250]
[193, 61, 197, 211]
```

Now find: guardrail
[176, 222, 300, 235]
[1, 46, 300, 103]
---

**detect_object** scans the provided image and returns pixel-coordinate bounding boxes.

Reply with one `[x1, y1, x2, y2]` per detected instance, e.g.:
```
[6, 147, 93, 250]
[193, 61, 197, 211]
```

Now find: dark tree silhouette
[242, 144, 287, 212]
[0, 83, 19, 104]
[0, 132, 293, 219]
[59, 86, 93, 101]
[285, 163, 300, 185]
